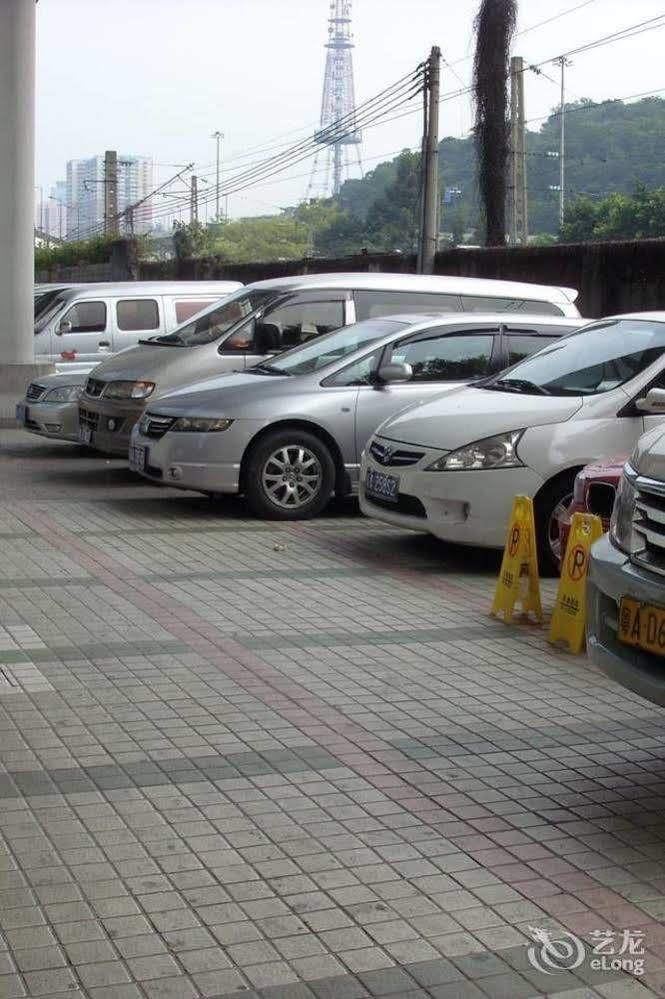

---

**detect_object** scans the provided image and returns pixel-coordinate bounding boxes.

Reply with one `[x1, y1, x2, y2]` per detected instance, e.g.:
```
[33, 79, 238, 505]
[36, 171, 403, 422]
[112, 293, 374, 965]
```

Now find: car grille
[632, 477, 665, 575]
[79, 407, 100, 431]
[26, 383, 47, 402]
[369, 440, 425, 467]
[85, 377, 106, 397]
[366, 492, 427, 519]
[140, 414, 175, 440]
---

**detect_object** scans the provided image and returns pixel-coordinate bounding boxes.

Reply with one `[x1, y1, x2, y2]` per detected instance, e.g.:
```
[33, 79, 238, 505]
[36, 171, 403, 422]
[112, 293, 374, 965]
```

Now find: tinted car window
[507, 334, 559, 365]
[174, 299, 216, 324]
[116, 299, 159, 331]
[355, 290, 462, 320]
[484, 319, 665, 396]
[389, 333, 495, 382]
[62, 301, 107, 333]
[461, 295, 564, 316]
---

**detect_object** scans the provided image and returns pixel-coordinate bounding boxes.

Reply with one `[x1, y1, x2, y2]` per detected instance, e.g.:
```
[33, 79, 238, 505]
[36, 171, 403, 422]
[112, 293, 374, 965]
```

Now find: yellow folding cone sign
[491, 495, 543, 625]
[548, 512, 604, 654]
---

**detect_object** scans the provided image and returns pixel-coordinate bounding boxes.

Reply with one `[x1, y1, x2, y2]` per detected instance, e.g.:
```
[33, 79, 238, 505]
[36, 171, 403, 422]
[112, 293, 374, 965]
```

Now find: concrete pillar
[0, 0, 54, 422]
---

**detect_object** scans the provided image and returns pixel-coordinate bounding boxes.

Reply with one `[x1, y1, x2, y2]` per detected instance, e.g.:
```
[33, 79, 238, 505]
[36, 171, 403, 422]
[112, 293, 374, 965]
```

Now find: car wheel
[535, 473, 576, 577]
[244, 429, 336, 520]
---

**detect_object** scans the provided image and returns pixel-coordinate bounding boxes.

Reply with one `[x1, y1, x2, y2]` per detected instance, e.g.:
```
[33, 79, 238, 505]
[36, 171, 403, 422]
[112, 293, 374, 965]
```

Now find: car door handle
[98, 341, 111, 349]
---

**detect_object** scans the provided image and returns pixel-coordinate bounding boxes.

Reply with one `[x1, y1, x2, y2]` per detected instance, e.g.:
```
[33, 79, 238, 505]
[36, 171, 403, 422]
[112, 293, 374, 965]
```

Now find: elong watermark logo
[526, 926, 645, 977]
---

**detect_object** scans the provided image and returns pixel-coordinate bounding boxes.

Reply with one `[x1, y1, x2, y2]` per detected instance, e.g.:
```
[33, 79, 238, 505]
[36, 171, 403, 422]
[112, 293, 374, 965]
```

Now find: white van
[33, 281, 243, 370]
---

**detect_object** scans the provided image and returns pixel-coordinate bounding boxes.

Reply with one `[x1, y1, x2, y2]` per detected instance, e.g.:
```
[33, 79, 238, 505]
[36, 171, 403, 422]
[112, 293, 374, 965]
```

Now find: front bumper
[359, 442, 543, 549]
[78, 397, 146, 456]
[128, 420, 262, 494]
[18, 399, 80, 442]
[587, 535, 665, 706]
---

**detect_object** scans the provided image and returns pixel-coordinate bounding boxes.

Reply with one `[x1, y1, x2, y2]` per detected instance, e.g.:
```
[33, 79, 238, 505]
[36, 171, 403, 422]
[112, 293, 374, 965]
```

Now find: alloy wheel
[261, 444, 323, 510]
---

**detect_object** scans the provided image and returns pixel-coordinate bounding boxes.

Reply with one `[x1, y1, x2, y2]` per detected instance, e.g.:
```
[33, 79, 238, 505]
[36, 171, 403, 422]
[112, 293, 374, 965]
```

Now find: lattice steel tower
[307, 0, 363, 199]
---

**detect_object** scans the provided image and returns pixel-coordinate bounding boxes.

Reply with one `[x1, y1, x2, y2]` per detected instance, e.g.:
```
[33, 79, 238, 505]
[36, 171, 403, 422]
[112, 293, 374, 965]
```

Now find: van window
[355, 290, 462, 320]
[388, 333, 495, 382]
[175, 299, 217, 324]
[461, 296, 564, 316]
[116, 299, 159, 331]
[61, 301, 107, 333]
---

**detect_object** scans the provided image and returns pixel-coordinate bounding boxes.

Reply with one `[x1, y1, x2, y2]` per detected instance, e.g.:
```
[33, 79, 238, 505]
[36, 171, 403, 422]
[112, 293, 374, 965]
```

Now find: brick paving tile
[1, 432, 665, 998]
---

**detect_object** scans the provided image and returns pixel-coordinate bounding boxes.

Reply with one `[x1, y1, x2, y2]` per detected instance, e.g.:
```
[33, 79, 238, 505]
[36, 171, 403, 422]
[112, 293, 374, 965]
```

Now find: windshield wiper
[139, 335, 184, 346]
[248, 363, 290, 376]
[490, 377, 550, 396]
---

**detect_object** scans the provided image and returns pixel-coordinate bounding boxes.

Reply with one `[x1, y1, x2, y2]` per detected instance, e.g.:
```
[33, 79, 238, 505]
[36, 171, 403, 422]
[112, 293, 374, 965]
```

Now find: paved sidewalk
[1, 430, 664, 999]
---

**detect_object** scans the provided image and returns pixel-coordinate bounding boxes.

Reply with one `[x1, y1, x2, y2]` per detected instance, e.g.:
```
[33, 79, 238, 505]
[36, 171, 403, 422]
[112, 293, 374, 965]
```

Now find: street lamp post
[211, 131, 223, 221]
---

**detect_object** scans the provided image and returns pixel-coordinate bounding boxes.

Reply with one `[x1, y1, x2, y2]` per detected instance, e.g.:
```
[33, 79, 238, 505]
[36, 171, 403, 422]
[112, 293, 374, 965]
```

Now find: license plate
[619, 597, 665, 656]
[129, 445, 147, 472]
[78, 425, 93, 445]
[365, 468, 400, 503]
[15, 402, 27, 423]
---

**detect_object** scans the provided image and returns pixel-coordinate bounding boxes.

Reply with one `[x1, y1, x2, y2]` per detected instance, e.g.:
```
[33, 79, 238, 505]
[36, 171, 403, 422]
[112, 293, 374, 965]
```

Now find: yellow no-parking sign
[491, 496, 543, 624]
[548, 512, 604, 653]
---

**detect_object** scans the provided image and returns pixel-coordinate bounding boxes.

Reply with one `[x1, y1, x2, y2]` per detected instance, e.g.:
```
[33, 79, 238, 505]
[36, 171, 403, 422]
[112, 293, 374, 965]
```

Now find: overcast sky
[35, 0, 665, 222]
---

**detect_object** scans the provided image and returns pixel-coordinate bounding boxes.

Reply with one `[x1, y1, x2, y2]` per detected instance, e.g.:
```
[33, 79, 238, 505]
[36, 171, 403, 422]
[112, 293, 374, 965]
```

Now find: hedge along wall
[40, 237, 665, 319]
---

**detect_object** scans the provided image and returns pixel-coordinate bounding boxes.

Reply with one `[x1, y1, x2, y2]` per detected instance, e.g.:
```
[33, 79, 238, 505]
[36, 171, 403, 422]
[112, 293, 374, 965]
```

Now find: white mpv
[360, 313, 665, 574]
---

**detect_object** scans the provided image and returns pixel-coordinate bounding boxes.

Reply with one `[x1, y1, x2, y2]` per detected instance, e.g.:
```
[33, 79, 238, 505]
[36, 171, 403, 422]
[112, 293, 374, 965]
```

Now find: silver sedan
[128, 312, 580, 519]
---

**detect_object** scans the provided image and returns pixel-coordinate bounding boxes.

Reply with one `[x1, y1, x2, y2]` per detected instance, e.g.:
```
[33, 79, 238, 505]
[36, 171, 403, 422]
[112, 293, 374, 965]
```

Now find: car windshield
[151, 288, 279, 346]
[248, 318, 408, 377]
[483, 319, 665, 396]
[34, 292, 67, 334]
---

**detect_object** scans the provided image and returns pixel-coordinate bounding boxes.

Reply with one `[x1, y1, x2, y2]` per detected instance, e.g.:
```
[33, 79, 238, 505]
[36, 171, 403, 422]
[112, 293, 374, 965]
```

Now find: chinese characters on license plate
[78, 425, 92, 445]
[619, 597, 665, 656]
[365, 468, 399, 503]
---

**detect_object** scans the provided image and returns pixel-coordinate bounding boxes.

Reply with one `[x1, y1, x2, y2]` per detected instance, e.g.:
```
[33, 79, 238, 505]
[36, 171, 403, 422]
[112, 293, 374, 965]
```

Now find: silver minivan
[78, 273, 581, 456]
[33, 280, 242, 369]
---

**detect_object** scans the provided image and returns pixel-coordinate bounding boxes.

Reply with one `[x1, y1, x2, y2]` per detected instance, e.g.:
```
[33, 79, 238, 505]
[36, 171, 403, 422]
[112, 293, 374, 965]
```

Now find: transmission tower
[307, 0, 363, 200]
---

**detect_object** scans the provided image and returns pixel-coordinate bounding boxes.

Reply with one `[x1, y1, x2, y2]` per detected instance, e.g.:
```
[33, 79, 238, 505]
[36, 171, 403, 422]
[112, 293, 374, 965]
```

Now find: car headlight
[43, 385, 83, 403]
[103, 380, 156, 400]
[425, 430, 525, 472]
[170, 417, 234, 433]
[610, 465, 641, 554]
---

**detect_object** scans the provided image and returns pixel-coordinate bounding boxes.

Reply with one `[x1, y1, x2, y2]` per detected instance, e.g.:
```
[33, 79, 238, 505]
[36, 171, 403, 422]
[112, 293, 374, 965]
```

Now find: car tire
[244, 428, 336, 520]
[535, 472, 577, 577]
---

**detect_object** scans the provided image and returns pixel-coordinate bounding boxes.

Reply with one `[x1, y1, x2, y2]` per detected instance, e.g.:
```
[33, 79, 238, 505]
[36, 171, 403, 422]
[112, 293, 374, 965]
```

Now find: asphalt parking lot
[1, 429, 665, 999]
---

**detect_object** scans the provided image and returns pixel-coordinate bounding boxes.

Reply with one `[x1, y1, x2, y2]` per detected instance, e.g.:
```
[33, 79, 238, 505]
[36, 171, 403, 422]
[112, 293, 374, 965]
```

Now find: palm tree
[473, 0, 517, 246]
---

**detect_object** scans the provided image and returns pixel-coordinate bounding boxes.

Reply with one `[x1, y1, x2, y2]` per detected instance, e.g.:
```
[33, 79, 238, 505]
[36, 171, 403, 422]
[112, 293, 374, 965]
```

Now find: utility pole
[190, 175, 198, 224]
[417, 46, 441, 275]
[553, 56, 571, 228]
[212, 131, 223, 220]
[104, 149, 118, 235]
[509, 56, 528, 245]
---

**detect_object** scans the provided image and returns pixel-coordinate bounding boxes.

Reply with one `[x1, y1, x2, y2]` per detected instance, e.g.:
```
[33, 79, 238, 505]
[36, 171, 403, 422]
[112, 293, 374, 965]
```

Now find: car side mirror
[636, 387, 665, 414]
[376, 362, 413, 386]
[56, 320, 72, 336]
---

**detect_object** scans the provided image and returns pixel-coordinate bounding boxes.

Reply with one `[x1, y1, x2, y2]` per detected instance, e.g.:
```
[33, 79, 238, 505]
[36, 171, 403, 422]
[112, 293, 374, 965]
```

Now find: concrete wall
[36, 237, 665, 319]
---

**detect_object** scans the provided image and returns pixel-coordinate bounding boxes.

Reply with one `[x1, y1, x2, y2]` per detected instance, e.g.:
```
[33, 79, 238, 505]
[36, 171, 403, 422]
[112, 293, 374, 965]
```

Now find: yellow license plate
[619, 597, 665, 656]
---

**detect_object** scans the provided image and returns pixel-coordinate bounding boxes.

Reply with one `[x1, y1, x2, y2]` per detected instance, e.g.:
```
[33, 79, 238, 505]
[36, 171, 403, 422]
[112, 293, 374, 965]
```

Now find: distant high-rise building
[34, 180, 67, 241]
[66, 154, 153, 239]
